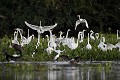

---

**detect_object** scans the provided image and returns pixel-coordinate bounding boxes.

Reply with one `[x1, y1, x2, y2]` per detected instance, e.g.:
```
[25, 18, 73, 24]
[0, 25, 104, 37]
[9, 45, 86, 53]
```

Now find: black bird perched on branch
[2, 49, 22, 62]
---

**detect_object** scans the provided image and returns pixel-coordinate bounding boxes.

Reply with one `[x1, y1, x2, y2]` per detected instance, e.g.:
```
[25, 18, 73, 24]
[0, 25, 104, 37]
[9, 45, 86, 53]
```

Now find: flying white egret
[90, 30, 95, 40]
[75, 15, 89, 30]
[25, 21, 57, 45]
[86, 33, 92, 50]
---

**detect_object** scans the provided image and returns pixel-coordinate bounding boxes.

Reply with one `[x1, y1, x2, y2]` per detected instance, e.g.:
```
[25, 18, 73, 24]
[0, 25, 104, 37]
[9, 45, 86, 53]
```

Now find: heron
[75, 15, 89, 30]
[86, 33, 92, 50]
[90, 30, 95, 40]
[25, 21, 57, 45]
[67, 32, 81, 50]
[98, 36, 107, 51]
[54, 49, 65, 61]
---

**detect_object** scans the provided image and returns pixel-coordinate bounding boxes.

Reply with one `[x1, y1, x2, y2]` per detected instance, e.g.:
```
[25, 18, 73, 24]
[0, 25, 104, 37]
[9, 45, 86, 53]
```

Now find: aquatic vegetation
[0, 33, 120, 62]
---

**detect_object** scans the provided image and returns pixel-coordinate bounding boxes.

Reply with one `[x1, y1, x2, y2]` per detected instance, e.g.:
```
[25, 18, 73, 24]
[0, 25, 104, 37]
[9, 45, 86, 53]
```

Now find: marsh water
[0, 61, 120, 80]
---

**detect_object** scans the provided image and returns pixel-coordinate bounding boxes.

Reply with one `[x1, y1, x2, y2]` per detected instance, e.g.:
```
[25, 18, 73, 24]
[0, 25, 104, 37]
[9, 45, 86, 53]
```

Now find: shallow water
[0, 61, 120, 80]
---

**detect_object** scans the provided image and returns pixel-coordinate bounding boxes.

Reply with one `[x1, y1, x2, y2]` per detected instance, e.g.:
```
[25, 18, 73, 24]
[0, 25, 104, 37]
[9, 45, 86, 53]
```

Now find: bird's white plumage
[75, 15, 89, 30]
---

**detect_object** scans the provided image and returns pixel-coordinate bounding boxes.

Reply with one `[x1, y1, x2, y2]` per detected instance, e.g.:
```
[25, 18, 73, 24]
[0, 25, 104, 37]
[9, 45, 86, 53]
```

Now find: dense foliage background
[0, 0, 120, 37]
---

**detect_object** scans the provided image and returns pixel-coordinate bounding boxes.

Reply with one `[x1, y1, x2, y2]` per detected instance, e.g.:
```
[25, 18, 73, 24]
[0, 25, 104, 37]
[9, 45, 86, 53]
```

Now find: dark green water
[0, 61, 119, 80]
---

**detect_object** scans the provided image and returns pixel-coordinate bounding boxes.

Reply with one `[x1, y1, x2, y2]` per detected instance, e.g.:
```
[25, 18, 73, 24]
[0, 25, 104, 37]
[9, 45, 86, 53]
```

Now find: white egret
[90, 30, 95, 40]
[79, 31, 84, 43]
[14, 28, 23, 41]
[106, 43, 116, 50]
[75, 15, 89, 30]
[98, 37, 107, 51]
[67, 32, 81, 50]
[95, 33, 99, 39]
[86, 33, 92, 50]
[25, 21, 57, 44]
[115, 42, 120, 51]
[55, 31, 64, 46]
[12, 31, 19, 45]
[79, 30, 86, 43]
[54, 49, 65, 61]
[49, 30, 57, 50]
[62, 29, 71, 46]
[45, 41, 54, 55]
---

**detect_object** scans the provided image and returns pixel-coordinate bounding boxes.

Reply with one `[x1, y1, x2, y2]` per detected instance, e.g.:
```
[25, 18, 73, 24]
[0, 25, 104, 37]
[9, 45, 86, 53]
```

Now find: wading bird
[54, 49, 65, 61]
[67, 32, 81, 50]
[115, 42, 120, 51]
[75, 15, 89, 30]
[61, 29, 71, 46]
[90, 30, 95, 40]
[95, 33, 99, 40]
[86, 33, 92, 50]
[98, 36, 107, 51]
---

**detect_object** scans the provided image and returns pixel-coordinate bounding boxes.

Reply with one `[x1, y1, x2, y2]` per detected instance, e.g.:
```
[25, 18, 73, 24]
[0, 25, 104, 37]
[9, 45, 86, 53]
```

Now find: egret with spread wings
[25, 21, 57, 45]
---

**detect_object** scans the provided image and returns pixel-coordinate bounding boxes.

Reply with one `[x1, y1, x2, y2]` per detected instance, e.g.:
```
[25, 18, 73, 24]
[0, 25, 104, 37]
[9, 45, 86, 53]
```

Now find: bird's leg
[37, 33, 42, 46]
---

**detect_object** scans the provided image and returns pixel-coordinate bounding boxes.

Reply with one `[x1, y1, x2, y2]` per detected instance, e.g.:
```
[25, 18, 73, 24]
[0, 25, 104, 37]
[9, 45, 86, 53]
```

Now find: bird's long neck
[95, 33, 99, 39]
[49, 30, 54, 42]
[117, 30, 119, 40]
[66, 29, 70, 38]
[27, 29, 29, 38]
[40, 21, 41, 27]
[90, 31, 94, 36]
[78, 15, 81, 20]
[59, 32, 63, 39]
[77, 32, 81, 44]
[88, 33, 90, 44]
[82, 30, 86, 39]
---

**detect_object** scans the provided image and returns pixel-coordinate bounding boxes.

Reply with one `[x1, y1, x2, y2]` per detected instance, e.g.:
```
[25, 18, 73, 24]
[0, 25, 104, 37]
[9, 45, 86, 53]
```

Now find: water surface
[0, 61, 120, 80]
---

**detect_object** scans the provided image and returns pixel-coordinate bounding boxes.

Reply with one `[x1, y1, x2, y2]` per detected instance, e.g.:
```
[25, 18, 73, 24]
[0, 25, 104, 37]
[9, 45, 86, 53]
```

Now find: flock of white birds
[10, 15, 120, 60]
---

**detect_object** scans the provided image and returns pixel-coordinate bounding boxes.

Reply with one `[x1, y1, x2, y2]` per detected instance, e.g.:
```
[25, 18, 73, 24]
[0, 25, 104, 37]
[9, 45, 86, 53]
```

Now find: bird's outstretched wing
[75, 20, 80, 30]
[42, 23, 57, 31]
[25, 21, 40, 30]
[84, 19, 89, 28]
